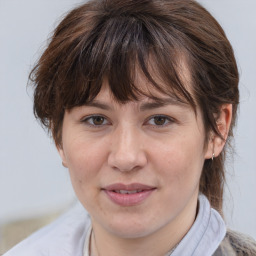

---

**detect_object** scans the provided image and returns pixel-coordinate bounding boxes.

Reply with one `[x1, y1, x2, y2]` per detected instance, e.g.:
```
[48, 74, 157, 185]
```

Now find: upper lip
[103, 183, 156, 191]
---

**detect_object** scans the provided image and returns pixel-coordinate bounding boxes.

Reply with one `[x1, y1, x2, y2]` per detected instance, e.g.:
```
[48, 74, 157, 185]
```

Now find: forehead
[100, 57, 195, 107]
[92, 83, 189, 107]
[62, 48, 197, 114]
[134, 56, 192, 95]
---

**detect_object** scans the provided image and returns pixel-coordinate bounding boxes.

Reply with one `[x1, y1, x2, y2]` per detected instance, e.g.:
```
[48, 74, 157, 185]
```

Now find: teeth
[115, 190, 142, 194]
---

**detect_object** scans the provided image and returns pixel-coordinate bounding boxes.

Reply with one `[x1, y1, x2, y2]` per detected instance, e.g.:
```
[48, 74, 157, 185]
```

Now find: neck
[91, 230, 180, 256]
[90, 194, 198, 256]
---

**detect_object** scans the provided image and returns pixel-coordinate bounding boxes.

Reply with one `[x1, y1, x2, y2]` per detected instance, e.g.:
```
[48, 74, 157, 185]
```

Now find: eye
[82, 115, 109, 126]
[147, 115, 173, 126]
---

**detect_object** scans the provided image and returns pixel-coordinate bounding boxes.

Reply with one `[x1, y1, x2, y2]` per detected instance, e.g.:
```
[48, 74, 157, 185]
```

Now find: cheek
[65, 140, 107, 209]
[64, 138, 107, 185]
[153, 133, 205, 185]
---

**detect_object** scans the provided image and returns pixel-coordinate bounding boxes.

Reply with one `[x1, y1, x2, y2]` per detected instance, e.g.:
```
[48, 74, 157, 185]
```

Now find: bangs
[55, 10, 195, 108]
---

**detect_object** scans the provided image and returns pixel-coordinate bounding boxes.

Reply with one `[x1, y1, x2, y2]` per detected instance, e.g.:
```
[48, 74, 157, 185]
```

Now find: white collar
[83, 225, 92, 256]
[171, 194, 226, 256]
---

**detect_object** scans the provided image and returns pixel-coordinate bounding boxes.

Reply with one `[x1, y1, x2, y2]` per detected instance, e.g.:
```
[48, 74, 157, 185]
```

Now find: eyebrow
[83, 97, 189, 111]
[83, 101, 113, 110]
[139, 98, 189, 111]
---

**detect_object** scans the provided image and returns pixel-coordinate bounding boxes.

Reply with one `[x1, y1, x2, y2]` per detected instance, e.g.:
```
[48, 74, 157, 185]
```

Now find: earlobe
[205, 104, 232, 159]
[57, 146, 68, 168]
[62, 161, 68, 168]
[204, 135, 215, 160]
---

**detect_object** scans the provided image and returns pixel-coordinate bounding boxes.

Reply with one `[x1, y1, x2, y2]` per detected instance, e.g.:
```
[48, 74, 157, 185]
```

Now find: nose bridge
[108, 122, 147, 171]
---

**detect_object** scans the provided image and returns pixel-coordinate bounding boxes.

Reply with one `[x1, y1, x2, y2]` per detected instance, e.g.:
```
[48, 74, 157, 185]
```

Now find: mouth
[113, 189, 144, 194]
[102, 183, 156, 206]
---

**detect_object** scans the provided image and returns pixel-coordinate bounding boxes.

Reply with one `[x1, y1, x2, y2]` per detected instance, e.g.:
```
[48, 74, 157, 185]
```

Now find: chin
[110, 227, 152, 239]
[104, 217, 163, 239]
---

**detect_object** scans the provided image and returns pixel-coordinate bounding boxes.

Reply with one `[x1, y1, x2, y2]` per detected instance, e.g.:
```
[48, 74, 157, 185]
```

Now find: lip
[102, 183, 156, 206]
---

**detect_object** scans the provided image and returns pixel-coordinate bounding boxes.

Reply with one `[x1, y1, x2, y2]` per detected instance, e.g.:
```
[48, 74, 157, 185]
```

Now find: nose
[108, 125, 147, 172]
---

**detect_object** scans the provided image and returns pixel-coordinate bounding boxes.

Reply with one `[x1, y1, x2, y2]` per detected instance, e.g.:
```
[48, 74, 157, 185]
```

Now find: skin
[58, 80, 232, 256]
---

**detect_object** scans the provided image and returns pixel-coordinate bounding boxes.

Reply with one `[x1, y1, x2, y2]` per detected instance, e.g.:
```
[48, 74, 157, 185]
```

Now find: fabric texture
[213, 230, 256, 256]
[3, 202, 90, 256]
[3, 195, 256, 256]
[167, 194, 226, 256]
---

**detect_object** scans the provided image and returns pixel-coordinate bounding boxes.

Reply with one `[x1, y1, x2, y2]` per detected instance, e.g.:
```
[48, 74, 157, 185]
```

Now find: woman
[4, 0, 256, 255]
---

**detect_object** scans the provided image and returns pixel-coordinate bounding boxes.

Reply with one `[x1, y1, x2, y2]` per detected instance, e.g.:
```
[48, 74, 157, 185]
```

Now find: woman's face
[59, 81, 212, 240]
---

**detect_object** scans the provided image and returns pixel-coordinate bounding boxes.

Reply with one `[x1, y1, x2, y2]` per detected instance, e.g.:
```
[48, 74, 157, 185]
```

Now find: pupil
[93, 116, 104, 125]
[154, 116, 165, 125]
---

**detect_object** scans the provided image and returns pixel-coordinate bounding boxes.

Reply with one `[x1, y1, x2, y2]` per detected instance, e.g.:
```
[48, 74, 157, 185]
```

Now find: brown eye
[147, 115, 173, 127]
[83, 115, 108, 126]
[92, 116, 105, 125]
[153, 116, 167, 125]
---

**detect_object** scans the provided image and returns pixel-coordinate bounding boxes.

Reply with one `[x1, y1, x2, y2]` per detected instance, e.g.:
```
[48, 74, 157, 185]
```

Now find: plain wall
[0, 0, 255, 239]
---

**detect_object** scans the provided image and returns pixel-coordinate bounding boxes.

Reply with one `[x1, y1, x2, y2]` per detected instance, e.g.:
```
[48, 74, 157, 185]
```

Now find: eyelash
[81, 115, 110, 127]
[146, 115, 174, 127]
[81, 115, 174, 128]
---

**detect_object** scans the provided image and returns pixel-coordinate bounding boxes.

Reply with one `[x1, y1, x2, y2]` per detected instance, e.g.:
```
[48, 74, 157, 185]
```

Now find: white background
[0, 0, 255, 239]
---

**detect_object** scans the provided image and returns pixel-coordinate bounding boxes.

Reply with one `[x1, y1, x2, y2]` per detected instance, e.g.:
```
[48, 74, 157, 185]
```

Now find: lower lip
[104, 189, 155, 206]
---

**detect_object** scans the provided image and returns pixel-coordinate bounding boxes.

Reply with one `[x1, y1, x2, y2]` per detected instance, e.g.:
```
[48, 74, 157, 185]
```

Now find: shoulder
[3, 202, 91, 256]
[214, 229, 256, 256]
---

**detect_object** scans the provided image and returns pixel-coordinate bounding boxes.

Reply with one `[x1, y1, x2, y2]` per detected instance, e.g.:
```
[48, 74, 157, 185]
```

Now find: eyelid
[81, 114, 110, 126]
[145, 114, 175, 127]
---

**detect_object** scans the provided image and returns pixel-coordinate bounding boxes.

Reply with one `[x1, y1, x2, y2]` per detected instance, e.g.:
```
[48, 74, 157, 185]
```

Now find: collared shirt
[4, 195, 226, 256]
[171, 195, 226, 256]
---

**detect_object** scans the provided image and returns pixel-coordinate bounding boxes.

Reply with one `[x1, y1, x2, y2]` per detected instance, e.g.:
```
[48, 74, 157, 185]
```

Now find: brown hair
[30, 0, 239, 213]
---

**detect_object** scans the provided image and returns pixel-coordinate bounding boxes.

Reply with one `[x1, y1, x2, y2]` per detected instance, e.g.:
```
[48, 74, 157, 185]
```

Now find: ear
[57, 145, 68, 168]
[205, 104, 232, 159]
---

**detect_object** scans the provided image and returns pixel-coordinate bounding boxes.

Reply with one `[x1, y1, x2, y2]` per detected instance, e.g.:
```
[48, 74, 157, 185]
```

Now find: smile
[103, 183, 156, 206]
